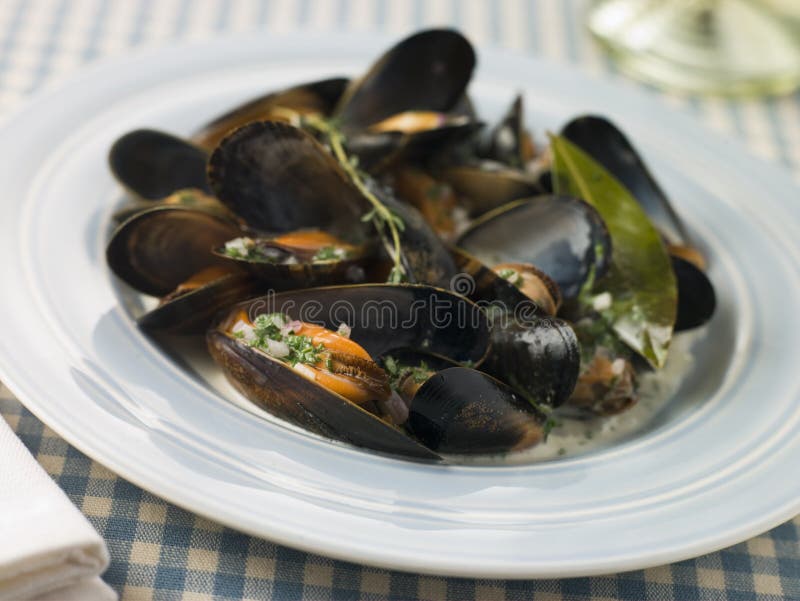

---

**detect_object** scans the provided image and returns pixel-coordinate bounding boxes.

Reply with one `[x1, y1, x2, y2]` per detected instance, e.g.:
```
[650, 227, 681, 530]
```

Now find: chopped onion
[281, 320, 302, 336]
[265, 339, 290, 359]
[336, 323, 351, 338]
[231, 321, 256, 343]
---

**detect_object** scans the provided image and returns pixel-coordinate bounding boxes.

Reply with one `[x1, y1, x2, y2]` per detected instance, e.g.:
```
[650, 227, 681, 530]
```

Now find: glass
[587, 0, 800, 96]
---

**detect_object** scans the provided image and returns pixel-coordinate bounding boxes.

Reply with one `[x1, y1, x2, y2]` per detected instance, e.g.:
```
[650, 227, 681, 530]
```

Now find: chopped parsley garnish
[223, 238, 291, 264]
[382, 356, 432, 391]
[542, 416, 560, 441]
[244, 313, 326, 367]
[312, 245, 350, 262]
[497, 268, 523, 288]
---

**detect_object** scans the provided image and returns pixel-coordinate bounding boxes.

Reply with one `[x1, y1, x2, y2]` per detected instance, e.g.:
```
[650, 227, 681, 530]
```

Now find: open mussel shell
[439, 161, 542, 217]
[346, 118, 483, 172]
[406, 367, 546, 455]
[672, 255, 716, 331]
[109, 129, 211, 201]
[457, 196, 612, 299]
[193, 77, 349, 150]
[561, 115, 689, 245]
[231, 284, 491, 365]
[208, 121, 371, 234]
[207, 329, 440, 461]
[334, 29, 476, 130]
[106, 205, 242, 297]
[477, 94, 535, 168]
[447, 249, 578, 408]
[111, 188, 233, 225]
[451, 248, 562, 317]
[139, 273, 259, 334]
[212, 237, 372, 290]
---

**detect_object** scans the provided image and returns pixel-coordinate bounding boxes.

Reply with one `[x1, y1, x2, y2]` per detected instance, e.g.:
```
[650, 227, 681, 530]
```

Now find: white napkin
[0, 404, 116, 601]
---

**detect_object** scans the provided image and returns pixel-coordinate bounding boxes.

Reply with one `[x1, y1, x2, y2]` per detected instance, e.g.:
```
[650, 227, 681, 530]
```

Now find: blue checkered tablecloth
[1, 1, 799, 599]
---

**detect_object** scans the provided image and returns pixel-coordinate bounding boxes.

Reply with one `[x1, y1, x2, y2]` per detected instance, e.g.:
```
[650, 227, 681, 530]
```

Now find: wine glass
[587, 0, 800, 95]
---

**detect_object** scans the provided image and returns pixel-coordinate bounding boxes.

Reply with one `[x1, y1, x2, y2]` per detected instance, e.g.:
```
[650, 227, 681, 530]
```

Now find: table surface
[1, 1, 799, 599]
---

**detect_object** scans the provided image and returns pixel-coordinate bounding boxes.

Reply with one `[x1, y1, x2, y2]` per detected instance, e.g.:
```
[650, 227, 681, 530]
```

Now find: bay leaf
[550, 134, 676, 368]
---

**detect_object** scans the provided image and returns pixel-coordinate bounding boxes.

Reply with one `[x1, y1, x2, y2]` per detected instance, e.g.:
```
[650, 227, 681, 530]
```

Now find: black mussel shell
[106, 205, 242, 297]
[111, 188, 233, 225]
[439, 161, 542, 217]
[109, 129, 211, 201]
[193, 77, 349, 150]
[207, 329, 440, 461]
[371, 183, 459, 288]
[406, 367, 546, 455]
[208, 121, 371, 234]
[483, 314, 580, 409]
[536, 169, 553, 193]
[561, 115, 689, 245]
[672, 255, 716, 331]
[334, 29, 476, 130]
[139, 273, 260, 334]
[457, 196, 612, 299]
[478, 94, 534, 168]
[213, 240, 371, 290]
[450, 247, 562, 317]
[347, 119, 483, 173]
[229, 284, 490, 366]
[451, 93, 478, 120]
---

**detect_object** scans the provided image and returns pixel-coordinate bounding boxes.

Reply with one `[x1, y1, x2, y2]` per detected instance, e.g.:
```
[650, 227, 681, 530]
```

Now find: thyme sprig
[274, 108, 408, 283]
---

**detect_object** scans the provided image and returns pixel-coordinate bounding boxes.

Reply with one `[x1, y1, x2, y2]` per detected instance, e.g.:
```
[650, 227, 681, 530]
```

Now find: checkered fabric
[1, 1, 799, 599]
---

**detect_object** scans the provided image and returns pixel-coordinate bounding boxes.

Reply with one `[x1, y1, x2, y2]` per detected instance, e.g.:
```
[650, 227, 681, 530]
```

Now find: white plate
[0, 32, 798, 579]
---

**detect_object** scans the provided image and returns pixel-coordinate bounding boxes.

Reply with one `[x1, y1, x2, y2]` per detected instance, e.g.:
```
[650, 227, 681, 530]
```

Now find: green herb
[247, 313, 326, 367]
[410, 361, 431, 384]
[284, 335, 325, 366]
[550, 134, 677, 368]
[223, 246, 244, 259]
[301, 114, 408, 283]
[497, 268, 523, 288]
[382, 356, 432, 391]
[312, 246, 345, 262]
[542, 417, 560, 441]
[382, 355, 399, 378]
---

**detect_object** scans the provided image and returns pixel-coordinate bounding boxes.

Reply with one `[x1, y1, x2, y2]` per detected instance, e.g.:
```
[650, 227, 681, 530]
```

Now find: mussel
[671, 255, 716, 331]
[106, 205, 261, 333]
[209, 120, 458, 288]
[477, 94, 537, 169]
[106, 205, 242, 297]
[208, 285, 495, 459]
[194, 77, 349, 150]
[448, 248, 580, 408]
[561, 115, 716, 330]
[457, 196, 612, 299]
[208, 120, 370, 233]
[213, 230, 371, 290]
[404, 366, 547, 455]
[109, 129, 211, 201]
[331, 29, 481, 171]
[561, 115, 688, 245]
[389, 167, 461, 242]
[438, 162, 542, 217]
[334, 29, 476, 131]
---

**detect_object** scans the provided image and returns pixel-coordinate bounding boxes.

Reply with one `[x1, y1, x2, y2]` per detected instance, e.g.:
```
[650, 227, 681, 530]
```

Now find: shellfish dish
[106, 29, 716, 463]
